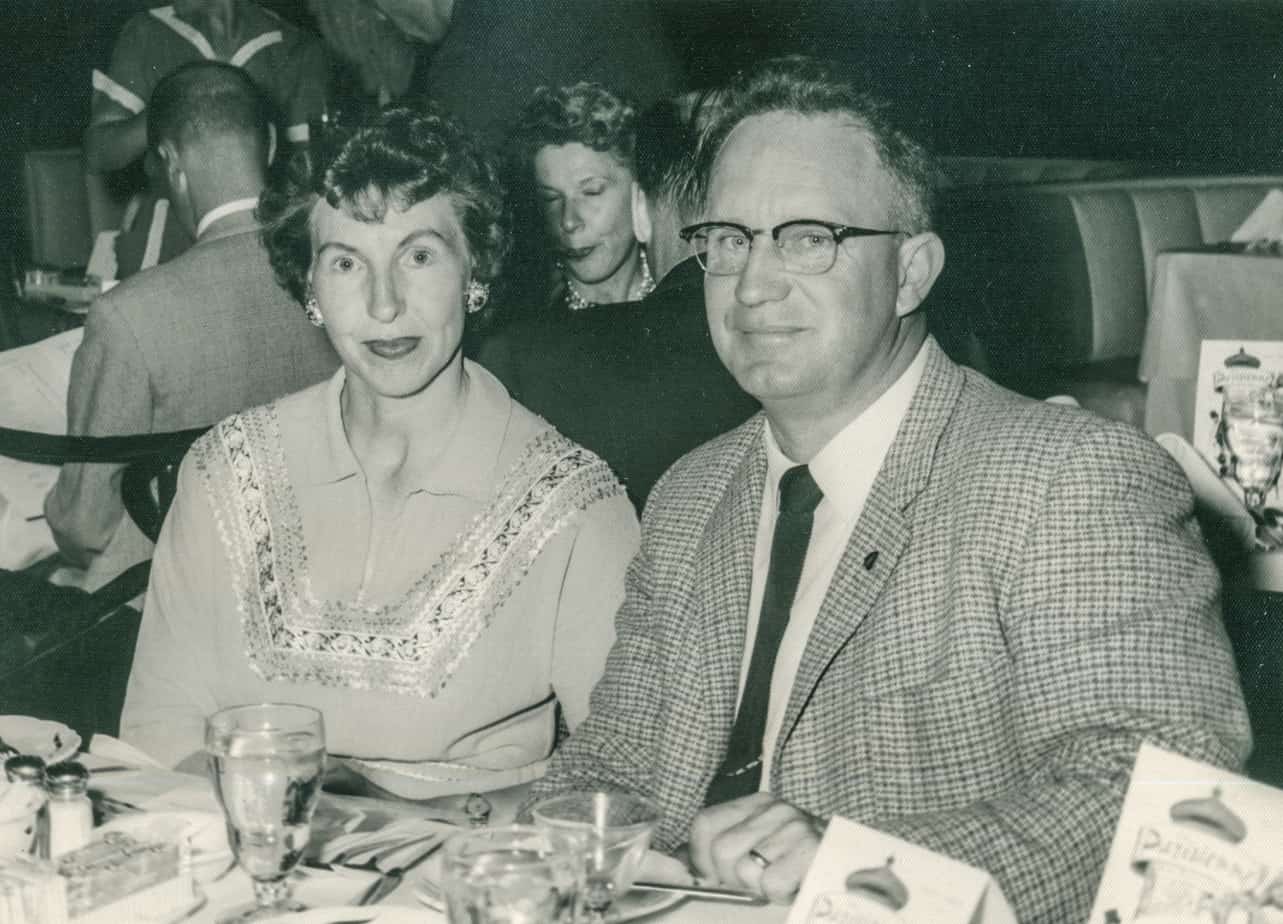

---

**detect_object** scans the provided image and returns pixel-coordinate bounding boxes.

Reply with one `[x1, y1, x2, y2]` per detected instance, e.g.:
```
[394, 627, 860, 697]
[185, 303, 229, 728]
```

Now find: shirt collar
[763, 341, 930, 520]
[303, 360, 512, 501]
[196, 196, 260, 241]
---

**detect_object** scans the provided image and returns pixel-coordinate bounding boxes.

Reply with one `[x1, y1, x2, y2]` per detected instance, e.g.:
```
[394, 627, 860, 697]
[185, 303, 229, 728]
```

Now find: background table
[1139, 248, 1283, 438]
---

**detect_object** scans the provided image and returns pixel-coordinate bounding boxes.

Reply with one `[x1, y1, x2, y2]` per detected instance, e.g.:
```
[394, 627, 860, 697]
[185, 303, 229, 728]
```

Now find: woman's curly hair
[507, 82, 639, 172]
[258, 105, 510, 307]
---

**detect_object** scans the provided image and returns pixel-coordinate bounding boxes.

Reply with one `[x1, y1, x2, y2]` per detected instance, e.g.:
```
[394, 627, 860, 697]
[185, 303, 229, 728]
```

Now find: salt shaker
[45, 761, 93, 858]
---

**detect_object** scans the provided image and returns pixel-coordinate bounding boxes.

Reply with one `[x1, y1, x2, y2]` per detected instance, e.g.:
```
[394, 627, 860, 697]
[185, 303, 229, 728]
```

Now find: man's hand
[688, 792, 824, 903]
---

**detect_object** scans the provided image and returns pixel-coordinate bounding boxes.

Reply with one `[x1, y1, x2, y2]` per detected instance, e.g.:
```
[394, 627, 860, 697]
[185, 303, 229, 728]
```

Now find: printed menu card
[786, 816, 1016, 924]
[1089, 742, 1283, 923]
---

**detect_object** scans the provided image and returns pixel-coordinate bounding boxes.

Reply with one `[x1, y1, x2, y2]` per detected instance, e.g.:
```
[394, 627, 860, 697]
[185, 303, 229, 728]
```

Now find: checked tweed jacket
[535, 339, 1250, 923]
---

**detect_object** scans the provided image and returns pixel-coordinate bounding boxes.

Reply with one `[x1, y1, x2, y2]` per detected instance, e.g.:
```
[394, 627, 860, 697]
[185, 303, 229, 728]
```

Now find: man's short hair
[695, 56, 936, 233]
[147, 61, 274, 156]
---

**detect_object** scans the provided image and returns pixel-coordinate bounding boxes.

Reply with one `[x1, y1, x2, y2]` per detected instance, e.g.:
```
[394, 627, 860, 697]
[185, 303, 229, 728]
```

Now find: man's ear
[894, 231, 945, 318]
[630, 181, 653, 245]
[156, 140, 187, 199]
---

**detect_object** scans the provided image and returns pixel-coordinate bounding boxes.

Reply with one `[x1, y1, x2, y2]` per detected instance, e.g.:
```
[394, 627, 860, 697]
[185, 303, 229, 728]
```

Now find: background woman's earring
[304, 296, 324, 327]
[465, 281, 490, 314]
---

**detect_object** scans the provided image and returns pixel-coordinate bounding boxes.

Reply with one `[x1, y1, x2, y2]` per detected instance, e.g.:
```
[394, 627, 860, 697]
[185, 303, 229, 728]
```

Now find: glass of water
[1222, 391, 1283, 512]
[441, 825, 582, 923]
[206, 703, 326, 922]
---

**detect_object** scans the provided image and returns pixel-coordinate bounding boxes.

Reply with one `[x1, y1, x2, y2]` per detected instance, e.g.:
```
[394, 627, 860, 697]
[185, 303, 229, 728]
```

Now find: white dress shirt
[739, 343, 929, 787]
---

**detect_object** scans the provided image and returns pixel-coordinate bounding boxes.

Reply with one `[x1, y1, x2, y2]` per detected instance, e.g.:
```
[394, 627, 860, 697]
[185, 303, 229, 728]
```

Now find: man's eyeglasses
[679, 219, 903, 276]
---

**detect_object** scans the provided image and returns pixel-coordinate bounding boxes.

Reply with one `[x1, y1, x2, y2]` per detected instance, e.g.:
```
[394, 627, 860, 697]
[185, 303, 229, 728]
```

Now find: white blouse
[121, 361, 639, 797]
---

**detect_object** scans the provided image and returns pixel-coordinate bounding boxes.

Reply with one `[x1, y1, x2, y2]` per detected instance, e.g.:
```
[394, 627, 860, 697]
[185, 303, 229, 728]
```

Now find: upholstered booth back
[21, 148, 94, 269]
[936, 156, 1137, 188]
[940, 175, 1283, 385]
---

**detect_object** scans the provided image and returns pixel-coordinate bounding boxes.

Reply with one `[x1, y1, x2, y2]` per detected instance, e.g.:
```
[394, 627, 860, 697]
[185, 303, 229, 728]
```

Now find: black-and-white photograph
[0, 2, 1280, 921]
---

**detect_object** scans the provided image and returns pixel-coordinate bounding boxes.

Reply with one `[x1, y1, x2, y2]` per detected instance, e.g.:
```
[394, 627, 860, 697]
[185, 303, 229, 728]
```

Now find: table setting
[0, 708, 787, 923]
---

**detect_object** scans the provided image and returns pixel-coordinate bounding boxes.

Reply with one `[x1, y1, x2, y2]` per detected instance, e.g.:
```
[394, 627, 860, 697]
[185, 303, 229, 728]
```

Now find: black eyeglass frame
[678, 219, 904, 275]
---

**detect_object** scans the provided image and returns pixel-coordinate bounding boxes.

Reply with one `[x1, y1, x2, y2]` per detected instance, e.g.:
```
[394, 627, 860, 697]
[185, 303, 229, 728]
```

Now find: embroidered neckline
[196, 405, 622, 698]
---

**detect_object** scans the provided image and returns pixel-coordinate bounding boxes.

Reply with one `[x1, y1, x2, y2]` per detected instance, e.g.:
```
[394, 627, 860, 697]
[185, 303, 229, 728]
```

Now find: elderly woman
[119, 106, 639, 799]
[509, 82, 655, 313]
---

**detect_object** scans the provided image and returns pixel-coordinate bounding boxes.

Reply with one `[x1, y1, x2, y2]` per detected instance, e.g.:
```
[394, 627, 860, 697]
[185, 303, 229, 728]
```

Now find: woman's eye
[333, 255, 357, 272]
[409, 248, 432, 266]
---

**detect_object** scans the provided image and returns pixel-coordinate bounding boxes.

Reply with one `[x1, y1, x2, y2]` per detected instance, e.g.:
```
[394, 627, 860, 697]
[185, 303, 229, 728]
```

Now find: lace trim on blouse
[194, 403, 623, 698]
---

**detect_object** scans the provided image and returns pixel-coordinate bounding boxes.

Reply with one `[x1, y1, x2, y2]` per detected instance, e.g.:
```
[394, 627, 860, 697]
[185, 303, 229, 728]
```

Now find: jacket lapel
[691, 419, 767, 748]
[774, 341, 966, 764]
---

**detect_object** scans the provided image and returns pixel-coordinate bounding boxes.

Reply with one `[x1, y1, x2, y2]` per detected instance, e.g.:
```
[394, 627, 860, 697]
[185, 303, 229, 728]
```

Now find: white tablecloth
[86, 760, 787, 923]
[1140, 249, 1283, 438]
[0, 328, 81, 569]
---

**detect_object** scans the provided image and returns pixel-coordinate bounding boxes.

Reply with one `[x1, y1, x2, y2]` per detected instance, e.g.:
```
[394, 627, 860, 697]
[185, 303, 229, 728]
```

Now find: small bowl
[531, 791, 663, 901]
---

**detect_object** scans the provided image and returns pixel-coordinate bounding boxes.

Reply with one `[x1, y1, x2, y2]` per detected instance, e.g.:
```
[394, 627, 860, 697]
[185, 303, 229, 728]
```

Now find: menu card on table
[785, 816, 1016, 924]
[1192, 339, 1283, 510]
[1088, 742, 1283, 923]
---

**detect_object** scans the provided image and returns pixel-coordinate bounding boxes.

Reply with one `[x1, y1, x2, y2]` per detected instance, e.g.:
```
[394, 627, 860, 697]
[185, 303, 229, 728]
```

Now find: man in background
[86, 0, 328, 277]
[47, 61, 338, 590]
[477, 95, 757, 511]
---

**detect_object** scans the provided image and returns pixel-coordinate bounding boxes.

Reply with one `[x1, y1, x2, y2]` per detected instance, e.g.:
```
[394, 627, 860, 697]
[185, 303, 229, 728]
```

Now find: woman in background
[508, 82, 655, 314]
[120, 105, 638, 799]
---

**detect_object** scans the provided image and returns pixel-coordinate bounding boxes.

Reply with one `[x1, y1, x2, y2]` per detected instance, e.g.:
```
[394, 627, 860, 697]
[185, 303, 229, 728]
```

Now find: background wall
[0, 0, 1280, 268]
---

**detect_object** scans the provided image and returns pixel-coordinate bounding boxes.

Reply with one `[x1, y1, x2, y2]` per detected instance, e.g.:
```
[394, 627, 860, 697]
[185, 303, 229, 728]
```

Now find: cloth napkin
[87, 734, 168, 770]
[1231, 188, 1283, 245]
[319, 817, 457, 872]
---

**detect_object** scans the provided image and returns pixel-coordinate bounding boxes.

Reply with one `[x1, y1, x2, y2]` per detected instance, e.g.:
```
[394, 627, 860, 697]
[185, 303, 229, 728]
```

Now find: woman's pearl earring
[465, 280, 490, 314]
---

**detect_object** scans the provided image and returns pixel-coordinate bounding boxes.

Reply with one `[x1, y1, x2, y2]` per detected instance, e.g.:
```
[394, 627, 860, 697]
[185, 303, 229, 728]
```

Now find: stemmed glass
[205, 703, 326, 922]
[440, 825, 582, 923]
[532, 791, 661, 923]
[1221, 390, 1283, 512]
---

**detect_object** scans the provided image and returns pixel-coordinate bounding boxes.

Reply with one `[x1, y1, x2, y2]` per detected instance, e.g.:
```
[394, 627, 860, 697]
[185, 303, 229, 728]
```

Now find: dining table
[80, 751, 788, 924]
[1139, 246, 1283, 439]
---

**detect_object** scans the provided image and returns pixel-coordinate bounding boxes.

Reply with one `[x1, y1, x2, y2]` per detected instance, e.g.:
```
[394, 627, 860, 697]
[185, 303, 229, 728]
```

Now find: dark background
[1, 0, 1281, 263]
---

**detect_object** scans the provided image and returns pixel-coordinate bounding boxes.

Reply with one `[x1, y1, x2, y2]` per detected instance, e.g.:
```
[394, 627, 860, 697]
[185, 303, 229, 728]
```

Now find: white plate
[0, 715, 80, 763]
[258, 907, 428, 924]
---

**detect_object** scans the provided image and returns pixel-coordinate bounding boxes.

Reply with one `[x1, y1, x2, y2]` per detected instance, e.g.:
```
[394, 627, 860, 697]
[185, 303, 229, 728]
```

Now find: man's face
[703, 112, 912, 416]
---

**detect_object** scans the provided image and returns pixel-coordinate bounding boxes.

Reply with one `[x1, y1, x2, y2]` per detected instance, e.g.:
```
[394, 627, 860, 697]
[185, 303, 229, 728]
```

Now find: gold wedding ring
[747, 848, 771, 870]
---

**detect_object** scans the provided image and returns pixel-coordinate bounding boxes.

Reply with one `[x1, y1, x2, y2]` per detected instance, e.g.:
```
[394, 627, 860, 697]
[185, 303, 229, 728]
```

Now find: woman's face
[533, 142, 638, 286]
[309, 192, 472, 401]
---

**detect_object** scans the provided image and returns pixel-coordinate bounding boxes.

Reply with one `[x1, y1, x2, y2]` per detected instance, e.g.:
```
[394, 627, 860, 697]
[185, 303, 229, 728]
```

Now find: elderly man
[477, 95, 757, 510]
[46, 61, 337, 590]
[533, 57, 1249, 922]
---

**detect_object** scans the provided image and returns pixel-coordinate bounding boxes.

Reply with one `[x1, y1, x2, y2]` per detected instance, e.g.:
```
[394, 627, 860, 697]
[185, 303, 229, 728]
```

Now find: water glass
[205, 703, 326, 922]
[531, 792, 661, 922]
[441, 825, 582, 923]
[1222, 392, 1283, 511]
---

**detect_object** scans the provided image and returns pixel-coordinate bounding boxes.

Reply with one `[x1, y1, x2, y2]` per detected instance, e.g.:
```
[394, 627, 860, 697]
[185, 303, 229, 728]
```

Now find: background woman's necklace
[564, 249, 656, 311]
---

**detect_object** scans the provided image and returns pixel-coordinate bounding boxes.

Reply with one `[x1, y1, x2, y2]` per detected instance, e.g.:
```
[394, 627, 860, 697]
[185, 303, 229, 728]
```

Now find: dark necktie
[705, 464, 824, 806]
